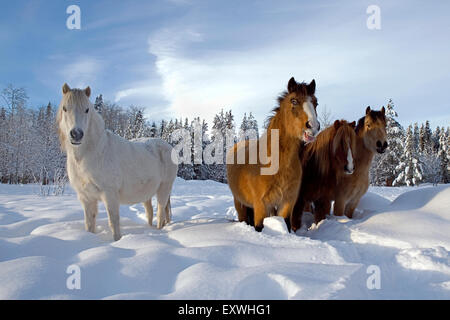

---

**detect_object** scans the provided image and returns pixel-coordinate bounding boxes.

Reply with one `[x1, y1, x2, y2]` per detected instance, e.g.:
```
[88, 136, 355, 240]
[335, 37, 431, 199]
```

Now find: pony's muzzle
[306, 120, 320, 133]
[344, 165, 354, 175]
[376, 140, 388, 154]
[304, 123, 320, 141]
[70, 128, 84, 144]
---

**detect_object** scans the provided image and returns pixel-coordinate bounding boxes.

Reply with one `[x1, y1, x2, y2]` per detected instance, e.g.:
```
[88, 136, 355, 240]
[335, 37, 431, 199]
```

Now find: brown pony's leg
[344, 199, 359, 219]
[313, 198, 331, 224]
[278, 202, 294, 232]
[291, 196, 304, 232]
[234, 198, 248, 223]
[253, 203, 267, 232]
[246, 207, 255, 226]
[333, 197, 346, 217]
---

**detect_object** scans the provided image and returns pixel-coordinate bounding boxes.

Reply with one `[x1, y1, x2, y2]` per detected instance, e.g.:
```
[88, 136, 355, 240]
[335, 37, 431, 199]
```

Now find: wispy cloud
[58, 57, 104, 89]
[144, 24, 377, 126]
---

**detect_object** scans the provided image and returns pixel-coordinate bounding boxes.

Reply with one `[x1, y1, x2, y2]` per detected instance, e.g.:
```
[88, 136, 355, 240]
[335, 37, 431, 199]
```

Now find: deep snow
[0, 179, 449, 299]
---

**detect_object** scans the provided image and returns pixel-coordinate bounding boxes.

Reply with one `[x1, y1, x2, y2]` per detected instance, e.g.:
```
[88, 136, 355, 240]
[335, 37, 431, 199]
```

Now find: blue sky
[1, 0, 449, 129]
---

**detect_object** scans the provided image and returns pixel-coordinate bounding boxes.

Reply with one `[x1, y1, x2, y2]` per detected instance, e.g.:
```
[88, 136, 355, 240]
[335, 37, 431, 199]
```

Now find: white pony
[57, 84, 178, 241]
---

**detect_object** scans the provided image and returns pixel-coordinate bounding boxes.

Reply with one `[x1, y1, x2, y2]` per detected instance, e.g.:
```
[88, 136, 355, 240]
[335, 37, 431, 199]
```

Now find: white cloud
[59, 57, 103, 89]
[145, 27, 372, 127]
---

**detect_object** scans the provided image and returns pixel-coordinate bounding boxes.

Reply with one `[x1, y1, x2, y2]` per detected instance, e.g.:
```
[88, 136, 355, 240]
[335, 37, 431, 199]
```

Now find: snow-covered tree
[432, 126, 441, 153]
[394, 125, 423, 186]
[125, 107, 146, 140]
[370, 99, 404, 185]
[247, 112, 259, 138]
[413, 122, 420, 152]
[149, 121, 158, 138]
[239, 112, 249, 140]
[423, 120, 433, 155]
[438, 129, 449, 183]
[94, 94, 104, 114]
[208, 109, 236, 183]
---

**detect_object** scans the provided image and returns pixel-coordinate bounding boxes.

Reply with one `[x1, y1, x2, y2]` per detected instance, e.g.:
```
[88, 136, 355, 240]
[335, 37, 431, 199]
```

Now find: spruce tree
[424, 120, 433, 155]
[94, 94, 104, 114]
[438, 129, 449, 183]
[413, 122, 419, 152]
[149, 121, 158, 138]
[432, 126, 441, 153]
[394, 125, 423, 186]
[419, 123, 425, 153]
[248, 112, 259, 138]
[370, 99, 403, 185]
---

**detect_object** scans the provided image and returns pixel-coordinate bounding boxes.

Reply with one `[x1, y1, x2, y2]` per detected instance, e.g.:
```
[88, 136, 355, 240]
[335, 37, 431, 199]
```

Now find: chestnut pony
[291, 120, 357, 231]
[334, 106, 387, 218]
[227, 77, 320, 231]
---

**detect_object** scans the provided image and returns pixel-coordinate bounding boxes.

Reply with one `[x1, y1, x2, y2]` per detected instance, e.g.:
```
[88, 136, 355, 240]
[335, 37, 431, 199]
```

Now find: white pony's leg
[82, 200, 98, 233]
[143, 198, 153, 227]
[102, 193, 122, 241]
[156, 183, 172, 229]
[165, 197, 172, 224]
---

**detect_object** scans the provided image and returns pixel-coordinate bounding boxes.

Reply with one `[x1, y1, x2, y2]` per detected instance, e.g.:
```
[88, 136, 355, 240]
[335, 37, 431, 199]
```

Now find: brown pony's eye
[85, 108, 89, 114]
[291, 98, 298, 105]
[63, 106, 67, 112]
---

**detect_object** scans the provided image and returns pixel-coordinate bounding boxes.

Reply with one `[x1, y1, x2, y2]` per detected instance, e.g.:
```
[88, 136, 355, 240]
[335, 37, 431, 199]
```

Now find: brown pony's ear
[381, 106, 385, 115]
[307, 79, 316, 95]
[62, 83, 71, 95]
[334, 120, 341, 130]
[366, 106, 371, 115]
[350, 121, 356, 129]
[84, 86, 91, 98]
[287, 77, 297, 94]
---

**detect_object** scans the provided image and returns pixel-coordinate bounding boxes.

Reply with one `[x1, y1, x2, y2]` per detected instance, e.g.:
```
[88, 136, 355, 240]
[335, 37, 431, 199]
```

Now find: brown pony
[291, 120, 357, 231]
[333, 106, 387, 218]
[226, 77, 320, 231]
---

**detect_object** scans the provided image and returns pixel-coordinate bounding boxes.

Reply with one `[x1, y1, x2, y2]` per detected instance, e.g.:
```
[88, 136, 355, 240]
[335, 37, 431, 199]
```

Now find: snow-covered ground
[0, 179, 449, 299]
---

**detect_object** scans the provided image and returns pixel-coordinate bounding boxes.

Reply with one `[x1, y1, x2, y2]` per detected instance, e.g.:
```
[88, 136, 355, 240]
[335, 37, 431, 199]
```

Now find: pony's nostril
[70, 128, 84, 141]
[383, 141, 388, 149]
[376, 141, 382, 148]
[306, 121, 312, 129]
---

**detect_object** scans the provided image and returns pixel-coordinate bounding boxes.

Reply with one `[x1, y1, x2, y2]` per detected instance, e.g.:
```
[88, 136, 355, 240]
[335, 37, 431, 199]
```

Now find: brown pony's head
[356, 106, 388, 154]
[332, 120, 357, 175]
[274, 77, 320, 143]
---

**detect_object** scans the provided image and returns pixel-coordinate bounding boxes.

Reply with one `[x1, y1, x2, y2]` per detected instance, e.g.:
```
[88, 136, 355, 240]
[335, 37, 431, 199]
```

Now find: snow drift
[0, 180, 449, 299]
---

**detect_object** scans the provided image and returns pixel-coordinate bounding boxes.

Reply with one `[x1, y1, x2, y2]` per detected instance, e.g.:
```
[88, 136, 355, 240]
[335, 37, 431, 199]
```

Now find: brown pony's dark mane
[355, 116, 365, 134]
[305, 120, 353, 178]
[305, 125, 336, 178]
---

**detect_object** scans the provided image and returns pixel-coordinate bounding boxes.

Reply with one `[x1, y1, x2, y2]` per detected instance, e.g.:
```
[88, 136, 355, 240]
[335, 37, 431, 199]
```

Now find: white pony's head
[57, 83, 93, 150]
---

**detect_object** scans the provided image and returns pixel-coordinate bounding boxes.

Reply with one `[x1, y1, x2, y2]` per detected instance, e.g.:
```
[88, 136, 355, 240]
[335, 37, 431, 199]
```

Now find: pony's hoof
[254, 225, 263, 232]
[113, 233, 122, 241]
